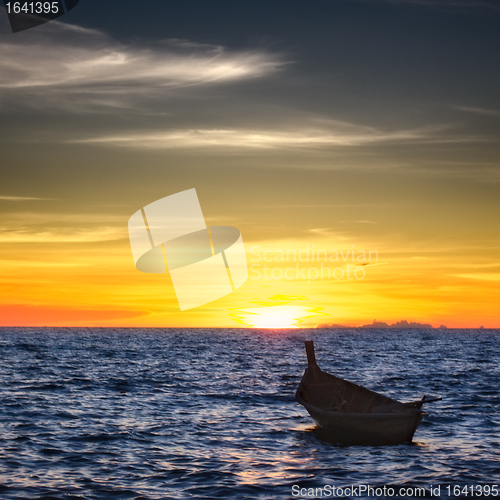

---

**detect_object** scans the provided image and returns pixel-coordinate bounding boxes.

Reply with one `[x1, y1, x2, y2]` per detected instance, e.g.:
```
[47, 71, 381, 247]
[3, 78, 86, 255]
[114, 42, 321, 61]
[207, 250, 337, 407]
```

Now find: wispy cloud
[0, 196, 55, 201]
[2, 212, 125, 224]
[0, 260, 90, 268]
[0, 19, 284, 111]
[69, 124, 447, 150]
[0, 212, 127, 243]
[454, 105, 500, 117]
[453, 273, 500, 281]
[339, 220, 378, 224]
[409, 160, 500, 183]
[0, 227, 125, 243]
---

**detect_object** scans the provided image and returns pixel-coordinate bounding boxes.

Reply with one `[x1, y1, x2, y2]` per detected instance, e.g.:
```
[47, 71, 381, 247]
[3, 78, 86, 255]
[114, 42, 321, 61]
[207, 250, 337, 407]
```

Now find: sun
[248, 307, 299, 328]
[232, 305, 324, 329]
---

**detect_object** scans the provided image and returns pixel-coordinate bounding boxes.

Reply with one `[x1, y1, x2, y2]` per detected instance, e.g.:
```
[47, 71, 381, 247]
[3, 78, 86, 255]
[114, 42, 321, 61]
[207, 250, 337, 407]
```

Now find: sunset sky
[1, 0, 499, 328]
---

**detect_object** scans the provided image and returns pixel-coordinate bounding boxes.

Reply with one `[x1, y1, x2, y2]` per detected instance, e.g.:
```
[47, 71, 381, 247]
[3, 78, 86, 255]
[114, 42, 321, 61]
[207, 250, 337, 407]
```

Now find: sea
[0, 328, 499, 499]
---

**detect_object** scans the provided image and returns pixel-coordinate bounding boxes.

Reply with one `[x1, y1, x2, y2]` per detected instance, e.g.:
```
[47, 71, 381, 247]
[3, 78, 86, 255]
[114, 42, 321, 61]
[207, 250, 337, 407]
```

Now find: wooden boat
[295, 341, 435, 445]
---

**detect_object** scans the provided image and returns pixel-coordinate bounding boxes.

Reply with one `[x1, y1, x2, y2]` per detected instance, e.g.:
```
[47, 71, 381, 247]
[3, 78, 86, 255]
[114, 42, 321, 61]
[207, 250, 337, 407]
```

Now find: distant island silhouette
[316, 319, 436, 329]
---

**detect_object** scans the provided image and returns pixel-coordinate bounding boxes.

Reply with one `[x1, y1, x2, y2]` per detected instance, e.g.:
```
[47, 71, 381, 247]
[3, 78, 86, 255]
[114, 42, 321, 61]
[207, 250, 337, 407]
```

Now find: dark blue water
[0, 328, 499, 499]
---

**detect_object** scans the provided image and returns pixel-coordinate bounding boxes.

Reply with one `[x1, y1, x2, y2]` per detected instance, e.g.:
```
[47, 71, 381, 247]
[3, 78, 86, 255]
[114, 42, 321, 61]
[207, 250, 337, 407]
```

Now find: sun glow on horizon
[231, 305, 325, 329]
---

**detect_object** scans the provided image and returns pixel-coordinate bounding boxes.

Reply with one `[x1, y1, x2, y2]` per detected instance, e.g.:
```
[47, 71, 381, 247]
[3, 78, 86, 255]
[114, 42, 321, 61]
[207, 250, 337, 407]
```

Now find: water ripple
[0, 328, 499, 499]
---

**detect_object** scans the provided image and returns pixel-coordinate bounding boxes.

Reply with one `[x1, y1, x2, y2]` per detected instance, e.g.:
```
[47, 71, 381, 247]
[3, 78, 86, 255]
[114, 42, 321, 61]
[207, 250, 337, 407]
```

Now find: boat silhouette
[296, 341, 440, 445]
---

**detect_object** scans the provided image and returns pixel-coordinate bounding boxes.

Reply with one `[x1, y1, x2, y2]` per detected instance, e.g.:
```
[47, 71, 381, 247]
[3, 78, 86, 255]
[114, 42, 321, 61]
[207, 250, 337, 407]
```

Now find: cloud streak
[454, 106, 500, 117]
[453, 273, 500, 281]
[0, 227, 125, 243]
[0, 19, 284, 111]
[0, 212, 127, 243]
[69, 124, 449, 150]
[0, 196, 55, 201]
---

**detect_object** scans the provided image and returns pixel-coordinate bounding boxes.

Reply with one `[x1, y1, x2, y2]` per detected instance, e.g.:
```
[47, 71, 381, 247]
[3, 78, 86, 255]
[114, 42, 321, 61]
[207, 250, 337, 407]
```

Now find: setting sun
[232, 305, 324, 329]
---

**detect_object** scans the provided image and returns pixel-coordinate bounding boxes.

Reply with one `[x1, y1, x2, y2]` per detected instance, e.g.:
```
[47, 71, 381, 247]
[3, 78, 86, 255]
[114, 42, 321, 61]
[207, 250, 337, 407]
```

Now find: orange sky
[1, 6, 499, 329]
[1, 221, 498, 328]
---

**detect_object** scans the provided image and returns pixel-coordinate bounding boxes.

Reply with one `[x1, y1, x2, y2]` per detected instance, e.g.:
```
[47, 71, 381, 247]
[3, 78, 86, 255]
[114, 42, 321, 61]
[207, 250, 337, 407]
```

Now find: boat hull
[300, 399, 423, 445]
[295, 341, 425, 446]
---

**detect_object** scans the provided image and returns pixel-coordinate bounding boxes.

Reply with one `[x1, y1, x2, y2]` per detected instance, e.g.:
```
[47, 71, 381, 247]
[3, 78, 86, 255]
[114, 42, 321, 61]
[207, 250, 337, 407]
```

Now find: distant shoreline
[315, 320, 493, 330]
